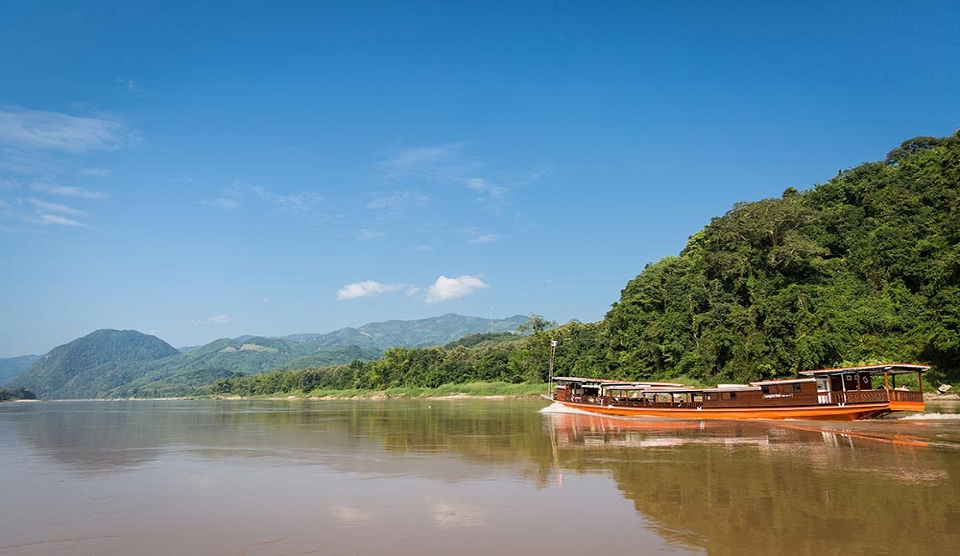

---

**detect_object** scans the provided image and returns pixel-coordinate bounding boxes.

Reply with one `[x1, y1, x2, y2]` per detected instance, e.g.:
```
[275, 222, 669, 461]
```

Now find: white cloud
[366, 190, 431, 216]
[0, 107, 139, 154]
[78, 167, 112, 177]
[0, 146, 54, 175]
[39, 214, 87, 227]
[460, 227, 503, 244]
[337, 276, 489, 303]
[337, 280, 408, 301]
[463, 177, 505, 198]
[425, 275, 489, 304]
[231, 181, 317, 213]
[0, 109, 129, 231]
[206, 181, 321, 213]
[30, 182, 107, 199]
[379, 143, 466, 181]
[27, 198, 85, 215]
[0, 186, 103, 230]
[376, 143, 523, 213]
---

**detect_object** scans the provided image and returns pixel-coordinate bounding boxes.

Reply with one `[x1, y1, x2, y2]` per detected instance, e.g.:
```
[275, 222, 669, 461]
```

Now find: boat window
[728, 392, 737, 400]
[761, 386, 770, 395]
[793, 383, 803, 393]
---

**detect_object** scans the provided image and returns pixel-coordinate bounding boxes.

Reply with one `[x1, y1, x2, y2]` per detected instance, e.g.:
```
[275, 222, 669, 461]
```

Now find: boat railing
[840, 390, 890, 404]
[887, 389, 923, 403]
[606, 397, 703, 409]
[822, 389, 923, 405]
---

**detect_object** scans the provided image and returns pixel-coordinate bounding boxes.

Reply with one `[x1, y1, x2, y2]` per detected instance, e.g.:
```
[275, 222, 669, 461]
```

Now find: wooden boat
[548, 364, 928, 421]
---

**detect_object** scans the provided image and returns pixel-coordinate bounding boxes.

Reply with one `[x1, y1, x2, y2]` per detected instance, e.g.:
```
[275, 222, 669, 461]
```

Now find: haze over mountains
[0, 355, 40, 385]
[3, 313, 528, 399]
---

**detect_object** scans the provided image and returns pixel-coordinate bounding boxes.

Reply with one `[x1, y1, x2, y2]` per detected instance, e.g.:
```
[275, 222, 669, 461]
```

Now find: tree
[517, 312, 557, 334]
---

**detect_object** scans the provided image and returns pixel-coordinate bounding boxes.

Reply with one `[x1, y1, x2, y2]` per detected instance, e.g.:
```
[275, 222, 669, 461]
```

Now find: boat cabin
[799, 363, 927, 407]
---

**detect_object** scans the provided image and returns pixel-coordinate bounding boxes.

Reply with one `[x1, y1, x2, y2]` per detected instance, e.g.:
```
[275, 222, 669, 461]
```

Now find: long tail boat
[548, 364, 928, 421]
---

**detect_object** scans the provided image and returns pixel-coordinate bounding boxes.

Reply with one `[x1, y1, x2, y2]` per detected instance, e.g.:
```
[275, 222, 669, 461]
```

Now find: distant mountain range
[0, 355, 40, 385]
[3, 313, 528, 399]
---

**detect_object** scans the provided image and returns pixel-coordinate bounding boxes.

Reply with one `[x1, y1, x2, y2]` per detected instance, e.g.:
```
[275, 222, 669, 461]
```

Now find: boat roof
[552, 377, 686, 388]
[557, 376, 819, 394]
[799, 363, 930, 377]
[703, 385, 761, 393]
[750, 377, 816, 386]
[552, 376, 631, 385]
[604, 384, 697, 392]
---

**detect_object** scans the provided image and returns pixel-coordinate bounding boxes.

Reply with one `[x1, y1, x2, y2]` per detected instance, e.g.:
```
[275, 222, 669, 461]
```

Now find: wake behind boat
[548, 364, 928, 421]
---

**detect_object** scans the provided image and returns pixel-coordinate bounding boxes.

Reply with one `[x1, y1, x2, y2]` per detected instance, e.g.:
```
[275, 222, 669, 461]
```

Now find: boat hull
[552, 399, 897, 421]
[888, 400, 925, 413]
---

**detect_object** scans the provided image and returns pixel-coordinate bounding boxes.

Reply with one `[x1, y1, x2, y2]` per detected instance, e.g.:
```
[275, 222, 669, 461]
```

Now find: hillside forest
[214, 129, 960, 397]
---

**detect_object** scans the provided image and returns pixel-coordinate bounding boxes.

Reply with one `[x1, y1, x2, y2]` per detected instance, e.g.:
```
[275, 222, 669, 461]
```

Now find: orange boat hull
[553, 400, 904, 421]
[888, 400, 925, 412]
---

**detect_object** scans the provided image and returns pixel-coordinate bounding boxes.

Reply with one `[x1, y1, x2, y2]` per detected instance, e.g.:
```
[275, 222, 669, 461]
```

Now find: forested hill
[602, 130, 960, 384]
[6, 330, 181, 399]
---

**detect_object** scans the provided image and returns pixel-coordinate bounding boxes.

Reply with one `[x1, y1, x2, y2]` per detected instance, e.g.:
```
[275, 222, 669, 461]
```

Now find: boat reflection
[545, 407, 936, 451]
[543, 407, 960, 555]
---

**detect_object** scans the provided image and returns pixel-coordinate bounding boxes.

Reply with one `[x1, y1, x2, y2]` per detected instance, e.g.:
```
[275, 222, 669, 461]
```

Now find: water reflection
[3, 399, 554, 481]
[545, 408, 960, 554]
[2, 399, 959, 555]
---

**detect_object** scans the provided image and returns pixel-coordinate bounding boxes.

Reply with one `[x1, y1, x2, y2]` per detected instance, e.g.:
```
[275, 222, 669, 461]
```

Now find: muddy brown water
[2, 399, 958, 555]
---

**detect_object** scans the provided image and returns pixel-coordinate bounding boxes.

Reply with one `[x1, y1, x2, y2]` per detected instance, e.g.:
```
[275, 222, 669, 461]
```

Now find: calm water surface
[1, 399, 959, 555]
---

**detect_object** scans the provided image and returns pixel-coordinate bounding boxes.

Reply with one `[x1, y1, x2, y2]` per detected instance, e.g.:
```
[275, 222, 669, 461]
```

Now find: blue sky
[1, 1, 958, 357]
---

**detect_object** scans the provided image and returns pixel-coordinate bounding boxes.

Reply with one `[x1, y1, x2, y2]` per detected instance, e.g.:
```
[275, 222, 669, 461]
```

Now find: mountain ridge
[5, 329, 180, 399]
[6, 314, 530, 398]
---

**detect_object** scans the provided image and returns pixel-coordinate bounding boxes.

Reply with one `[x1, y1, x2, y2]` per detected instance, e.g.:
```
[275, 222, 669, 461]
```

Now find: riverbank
[927, 392, 960, 401]
[209, 381, 548, 401]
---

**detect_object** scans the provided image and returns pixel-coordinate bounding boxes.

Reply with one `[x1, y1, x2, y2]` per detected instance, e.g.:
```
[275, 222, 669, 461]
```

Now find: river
[1, 399, 958, 555]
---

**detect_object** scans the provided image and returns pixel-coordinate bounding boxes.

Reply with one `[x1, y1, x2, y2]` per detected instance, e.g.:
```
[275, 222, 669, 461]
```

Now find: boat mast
[548, 339, 557, 396]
